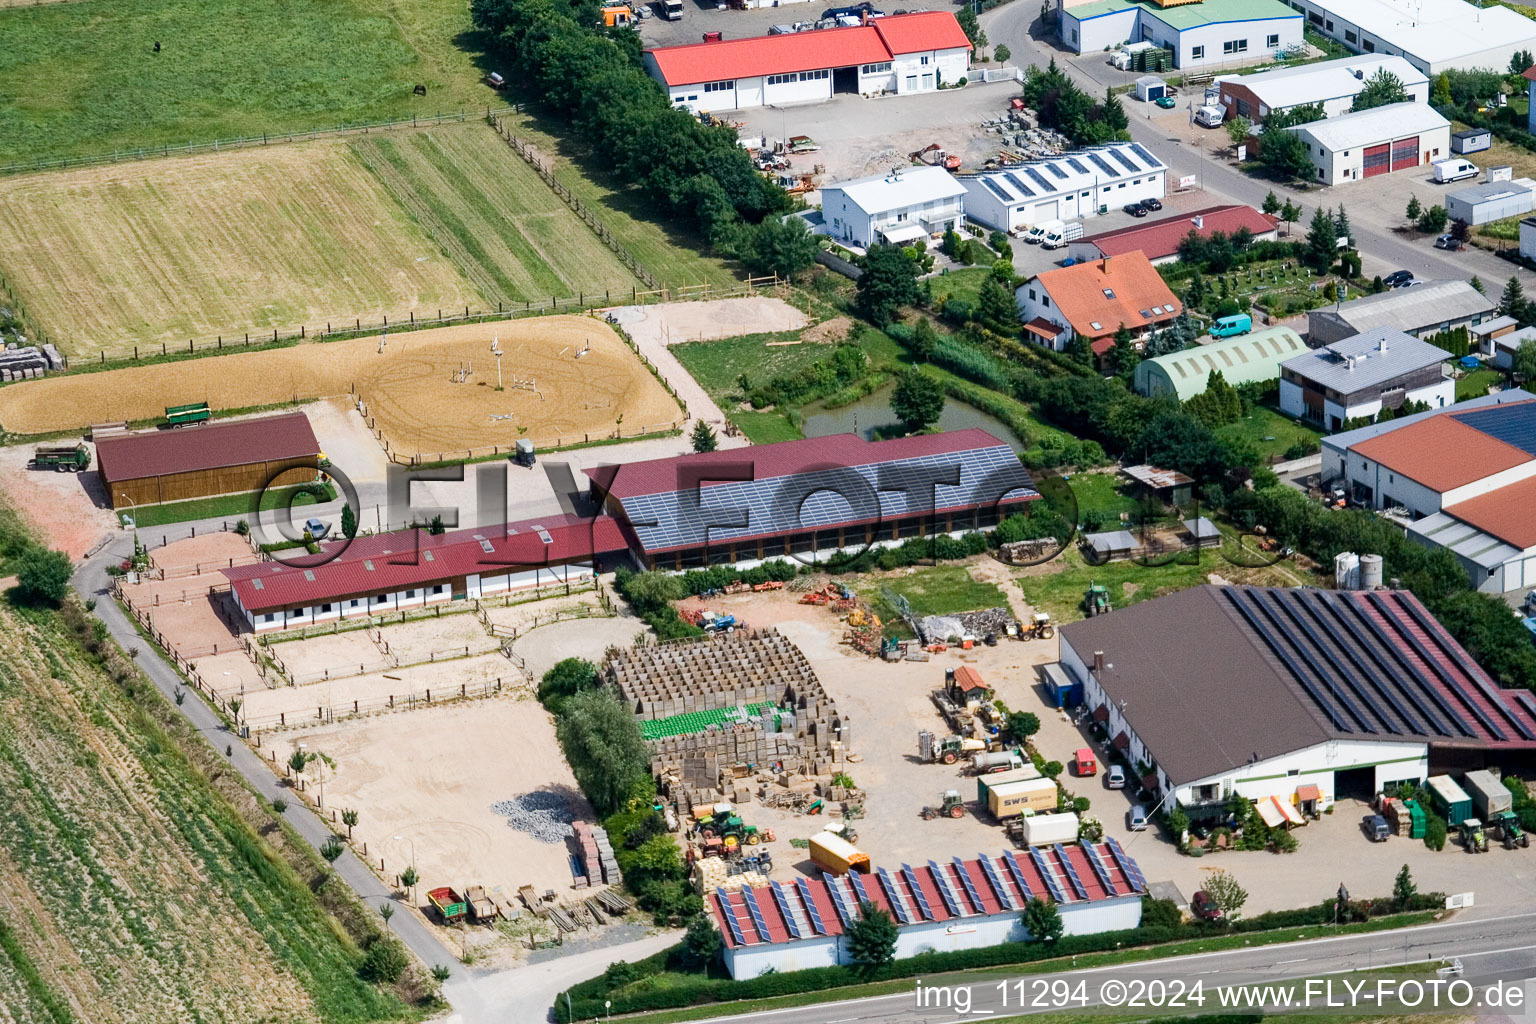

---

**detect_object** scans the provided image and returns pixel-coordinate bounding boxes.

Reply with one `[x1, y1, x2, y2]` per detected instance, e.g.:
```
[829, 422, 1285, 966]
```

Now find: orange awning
[1296, 784, 1321, 803]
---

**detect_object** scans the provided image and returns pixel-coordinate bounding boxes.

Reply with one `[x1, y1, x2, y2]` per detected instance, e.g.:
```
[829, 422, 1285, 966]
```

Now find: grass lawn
[729, 410, 803, 444]
[125, 481, 334, 528]
[672, 333, 836, 396]
[856, 565, 1009, 623]
[1216, 405, 1321, 462]
[1458, 366, 1505, 401]
[1063, 471, 1136, 520]
[928, 266, 994, 308]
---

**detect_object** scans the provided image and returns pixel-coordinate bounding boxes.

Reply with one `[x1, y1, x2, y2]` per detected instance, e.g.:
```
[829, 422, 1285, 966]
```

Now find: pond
[799, 384, 1027, 451]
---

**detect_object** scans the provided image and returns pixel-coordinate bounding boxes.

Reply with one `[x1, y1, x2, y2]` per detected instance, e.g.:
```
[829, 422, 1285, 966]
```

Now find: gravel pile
[492, 792, 576, 844]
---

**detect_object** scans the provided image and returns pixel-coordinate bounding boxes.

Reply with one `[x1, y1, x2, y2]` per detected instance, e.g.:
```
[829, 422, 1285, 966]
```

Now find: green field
[672, 334, 838, 396]
[1063, 471, 1137, 520]
[1216, 405, 1321, 462]
[125, 481, 335, 528]
[857, 565, 1009, 621]
[1457, 367, 1504, 401]
[351, 125, 639, 303]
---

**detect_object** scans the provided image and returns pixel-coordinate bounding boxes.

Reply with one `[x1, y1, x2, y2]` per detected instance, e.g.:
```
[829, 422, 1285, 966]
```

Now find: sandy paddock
[241, 651, 521, 728]
[0, 316, 680, 458]
[378, 611, 501, 664]
[197, 651, 267, 700]
[149, 532, 257, 576]
[271, 697, 592, 904]
[479, 590, 603, 635]
[0, 443, 115, 559]
[270, 631, 387, 684]
[508, 615, 650, 681]
[612, 296, 809, 347]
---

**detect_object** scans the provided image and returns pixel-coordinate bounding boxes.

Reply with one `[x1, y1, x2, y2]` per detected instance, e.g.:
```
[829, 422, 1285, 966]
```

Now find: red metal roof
[223, 512, 627, 612]
[586, 428, 1010, 500]
[645, 11, 969, 86]
[1077, 205, 1279, 261]
[953, 665, 989, 692]
[710, 843, 1142, 950]
[1350, 412, 1532, 493]
[96, 412, 319, 484]
[1444, 474, 1536, 550]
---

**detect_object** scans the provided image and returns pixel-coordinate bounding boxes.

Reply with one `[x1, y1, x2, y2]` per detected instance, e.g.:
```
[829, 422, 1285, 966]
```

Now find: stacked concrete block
[592, 824, 620, 885]
[0, 346, 49, 382]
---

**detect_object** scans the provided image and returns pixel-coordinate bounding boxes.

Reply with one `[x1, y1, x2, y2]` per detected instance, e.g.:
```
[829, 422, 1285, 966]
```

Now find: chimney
[1100, 256, 1109, 273]
[1093, 650, 1106, 673]
[1377, 335, 1388, 353]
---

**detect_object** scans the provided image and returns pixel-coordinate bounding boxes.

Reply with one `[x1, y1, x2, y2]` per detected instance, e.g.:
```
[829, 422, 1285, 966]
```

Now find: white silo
[1360, 553, 1384, 590]
[1335, 551, 1360, 590]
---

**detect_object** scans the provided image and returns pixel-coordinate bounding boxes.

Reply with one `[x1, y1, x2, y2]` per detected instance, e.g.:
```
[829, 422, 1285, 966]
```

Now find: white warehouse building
[818, 165, 967, 247]
[1057, 584, 1536, 819]
[960, 142, 1168, 234]
[643, 12, 971, 113]
[1214, 53, 1428, 122]
[1286, 102, 1450, 185]
[1280, 0, 1536, 75]
[1057, 0, 1303, 70]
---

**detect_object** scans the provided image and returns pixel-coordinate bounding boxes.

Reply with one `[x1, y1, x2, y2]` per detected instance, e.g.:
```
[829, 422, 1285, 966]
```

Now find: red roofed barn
[644, 12, 971, 113]
[97, 412, 321, 510]
[1068, 205, 1280, 266]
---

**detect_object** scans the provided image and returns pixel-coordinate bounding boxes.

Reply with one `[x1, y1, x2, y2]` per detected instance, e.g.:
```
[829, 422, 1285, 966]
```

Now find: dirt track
[0, 317, 680, 457]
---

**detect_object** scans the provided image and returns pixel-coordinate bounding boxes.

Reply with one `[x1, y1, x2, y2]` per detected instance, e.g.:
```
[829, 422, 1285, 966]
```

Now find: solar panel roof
[1086, 152, 1116, 176]
[1046, 162, 1069, 179]
[1024, 167, 1053, 192]
[1005, 172, 1035, 197]
[1129, 142, 1158, 167]
[1107, 148, 1140, 174]
[1067, 157, 1090, 174]
[982, 177, 1013, 201]
[1454, 402, 1536, 457]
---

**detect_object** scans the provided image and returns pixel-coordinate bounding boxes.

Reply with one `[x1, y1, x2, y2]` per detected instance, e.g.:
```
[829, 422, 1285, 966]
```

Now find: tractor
[918, 730, 967, 764]
[698, 810, 762, 845]
[921, 790, 966, 819]
[1020, 612, 1056, 640]
[1084, 583, 1112, 617]
[1461, 818, 1489, 853]
[1494, 810, 1529, 849]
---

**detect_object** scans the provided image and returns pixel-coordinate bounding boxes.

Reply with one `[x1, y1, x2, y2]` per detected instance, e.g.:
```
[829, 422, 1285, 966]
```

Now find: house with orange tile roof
[643, 12, 970, 113]
[1014, 251, 1181, 361]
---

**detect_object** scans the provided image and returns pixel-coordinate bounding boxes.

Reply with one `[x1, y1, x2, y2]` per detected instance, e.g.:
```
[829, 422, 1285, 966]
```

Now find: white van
[1024, 218, 1064, 244]
[1194, 104, 1225, 129]
[1433, 158, 1479, 184]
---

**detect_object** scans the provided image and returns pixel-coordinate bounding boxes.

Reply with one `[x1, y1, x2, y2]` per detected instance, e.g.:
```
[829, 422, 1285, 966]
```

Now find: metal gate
[1391, 135, 1420, 170]
[1363, 143, 1390, 178]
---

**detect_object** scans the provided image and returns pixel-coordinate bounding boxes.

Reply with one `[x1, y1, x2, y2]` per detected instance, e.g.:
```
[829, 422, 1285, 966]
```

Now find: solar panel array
[741, 885, 771, 941]
[1107, 148, 1141, 174]
[1080, 842, 1118, 896]
[850, 870, 874, 907]
[901, 864, 937, 921]
[1030, 846, 1069, 903]
[1066, 157, 1090, 175]
[878, 867, 916, 924]
[824, 872, 859, 925]
[1086, 152, 1116, 176]
[954, 857, 986, 914]
[795, 878, 828, 935]
[1053, 844, 1090, 900]
[1105, 837, 1146, 892]
[1454, 403, 1536, 456]
[1004, 172, 1035, 198]
[982, 177, 1012, 201]
[1046, 162, 1069, 179]
[618, 444, 1035, 553]
[1128, 143, 1158, 168]
[978, 853, 1018, 910]
[1002, 850, 1036, 902]
[716, 888, 748, 945]
[770, 880, 807, 939]
[1220, 586, 1532, 742]
[927, 860, 973, 917]
[1024, 167, 1054, 193]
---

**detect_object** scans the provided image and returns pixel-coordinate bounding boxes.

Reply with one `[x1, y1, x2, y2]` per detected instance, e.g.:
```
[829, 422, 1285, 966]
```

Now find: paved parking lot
[638, 0, 958, 49]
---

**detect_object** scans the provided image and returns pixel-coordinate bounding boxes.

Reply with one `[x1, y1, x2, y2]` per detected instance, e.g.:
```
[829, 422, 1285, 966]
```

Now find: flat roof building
[1307, 279, 1496, 345]
[1067, 204, 1279, 266]
[585, 428, 1038, 570]
[1279, 326, 1452, 431]
[1057, 0, 1304, 70]
[1057, 584, 1536, 814]
[97, 412, 320, 510]
[1286, 102, 1450, 185]
[819, 165, 967, 248]
[1134, 325, 1306, 400]
[959, 143, 1168, 235]
[1446, 181, 1536, 227]
[643, 12, 971, 113]
[1281, 0, 1536, 75]
[1214, 54, 1428, 122]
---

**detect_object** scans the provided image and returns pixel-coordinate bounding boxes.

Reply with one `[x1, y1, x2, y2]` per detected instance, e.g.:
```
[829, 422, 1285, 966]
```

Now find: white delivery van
[1041, 224, 1069, 249]
[1024, 218, 1064, 245]
[1433, 158, 1479, 184]
[1194, 104, 1225, 129]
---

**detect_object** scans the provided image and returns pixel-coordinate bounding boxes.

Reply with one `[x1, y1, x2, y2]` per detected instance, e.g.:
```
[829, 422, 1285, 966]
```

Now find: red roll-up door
[1363, 143, 1390, 178]
[1391, 135, 1419, 170]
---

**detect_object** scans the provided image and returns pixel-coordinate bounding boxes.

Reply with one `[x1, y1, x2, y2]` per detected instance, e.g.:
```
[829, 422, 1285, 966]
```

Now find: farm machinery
[1084, 583, 1113, 617]
[427, 886, 469, 924]
[1494, 811, 1529, 849]
[164, 401, 211, 428]
[1015, 612, 1055, 640]
[30, 443, 90, 472]
[1461, 818, 1489, 853]
[917, 729, 978, 765]
[921, 790, 967, 819]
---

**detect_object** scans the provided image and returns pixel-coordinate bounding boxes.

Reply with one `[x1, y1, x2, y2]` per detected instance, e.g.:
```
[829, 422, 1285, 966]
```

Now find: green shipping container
[1426, 775, 1472, 824]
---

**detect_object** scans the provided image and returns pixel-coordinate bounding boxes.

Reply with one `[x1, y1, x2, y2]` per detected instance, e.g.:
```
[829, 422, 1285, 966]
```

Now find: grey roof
[1215, 55, 1426, 111]
[1085, 529, 1140, 554]
[1182, 516, 1220, 539]
[1308, 280, 1496, 336]
[1289, 102, 1448, 152]
[1322, 389, 1536, 456]
[1469, 315, 1519, 338]
[1408, 512, 1523, 569]
[1059, 585, 1536, 786]
[1447, 181, 1533, 206]
[961, 142, 1167, 204]
[1281, 326, 1449, 392]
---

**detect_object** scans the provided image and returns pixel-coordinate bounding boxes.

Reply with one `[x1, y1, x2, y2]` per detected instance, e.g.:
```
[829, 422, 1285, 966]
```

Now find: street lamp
[118, 492, 141, 552]
[393, 834, 417, 873]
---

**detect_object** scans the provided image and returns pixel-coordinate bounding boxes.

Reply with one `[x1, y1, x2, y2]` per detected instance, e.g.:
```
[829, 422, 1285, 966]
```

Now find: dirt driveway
[0, 443, 115, 559]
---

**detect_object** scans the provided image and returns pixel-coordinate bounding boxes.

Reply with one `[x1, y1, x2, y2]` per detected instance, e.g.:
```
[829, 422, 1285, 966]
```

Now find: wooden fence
[243, 678, 510, 730]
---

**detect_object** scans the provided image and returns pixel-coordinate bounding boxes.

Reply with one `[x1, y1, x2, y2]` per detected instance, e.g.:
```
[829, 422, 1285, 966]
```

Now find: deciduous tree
[1352, 68, 1408, 111]
[555, 690, 648, 817]
[14, 546, 71, 606]
[890, 369, 946, 432]
[856, 245, 921, 326]
[1204, 869, 1248, 920]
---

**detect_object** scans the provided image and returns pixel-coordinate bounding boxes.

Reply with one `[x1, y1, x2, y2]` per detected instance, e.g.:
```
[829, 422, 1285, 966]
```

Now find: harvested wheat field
[0, 139, 479, 356]
[0, 317, 681, 457]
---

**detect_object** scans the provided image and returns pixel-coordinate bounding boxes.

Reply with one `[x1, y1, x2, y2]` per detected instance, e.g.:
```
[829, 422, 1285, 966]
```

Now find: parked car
[304, 517, 329, 539]
[1127, 804, 1148, 831]
[1192, 890, 1223, 921]
[1434, 234, 1465, 251]
[1124, 202, 1149, 217]
[1364, 814, 1391, 842]
[1141, 196, 1163, 211]
[1154, 95, 1176, 109]
[1106, 764, 1126, 789]
[1384, 270, 1414, 288]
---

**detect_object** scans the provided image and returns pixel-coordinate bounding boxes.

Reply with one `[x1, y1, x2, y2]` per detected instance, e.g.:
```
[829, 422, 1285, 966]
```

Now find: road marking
[1275, 958, 1308, 965]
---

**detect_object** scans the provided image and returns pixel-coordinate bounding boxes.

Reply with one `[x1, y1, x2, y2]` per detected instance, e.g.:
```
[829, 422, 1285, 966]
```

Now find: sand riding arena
[0, 316, 681, 461]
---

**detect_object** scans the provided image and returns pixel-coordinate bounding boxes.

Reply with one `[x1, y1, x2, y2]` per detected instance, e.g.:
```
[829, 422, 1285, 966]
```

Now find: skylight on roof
[1090, 321, 1103, 331]
[252, 578, 264, 590]
[364, 559, 375, 571]
[1103, 288, 1115, 299]
[479, 539, 494, 553]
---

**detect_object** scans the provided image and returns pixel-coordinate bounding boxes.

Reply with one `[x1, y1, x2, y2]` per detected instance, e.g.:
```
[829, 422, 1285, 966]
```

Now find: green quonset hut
[1134, 325, 1305, 402]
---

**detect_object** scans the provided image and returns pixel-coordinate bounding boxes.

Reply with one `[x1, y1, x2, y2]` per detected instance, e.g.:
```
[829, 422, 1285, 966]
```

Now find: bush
[358, 938, 408, 984]
[14, 545, 72, 606]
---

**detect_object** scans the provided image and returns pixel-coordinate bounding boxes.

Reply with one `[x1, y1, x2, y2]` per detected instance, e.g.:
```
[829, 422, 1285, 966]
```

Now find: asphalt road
[680, 909, 1536, 1023]
[980, 2, 1536, 291]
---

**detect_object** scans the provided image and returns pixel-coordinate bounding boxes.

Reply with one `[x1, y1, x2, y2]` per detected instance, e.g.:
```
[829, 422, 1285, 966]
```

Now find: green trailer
[1427, 775, 1472, 824]
[30, 444, 91, 472]
[427, 885, 468, 923]
[164, 401, 211, 427]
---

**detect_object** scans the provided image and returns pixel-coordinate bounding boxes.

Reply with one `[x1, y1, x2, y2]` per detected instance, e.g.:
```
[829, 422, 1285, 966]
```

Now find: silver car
[1127, 804, 1148, 831]
[1106, 764, 1126, 789]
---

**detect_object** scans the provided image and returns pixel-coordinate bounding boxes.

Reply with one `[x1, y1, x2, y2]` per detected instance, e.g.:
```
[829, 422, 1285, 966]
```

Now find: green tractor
[1084, 582, 1113, 618]
[1494, 810, 1530, 849]
[1461, 818, 1489, 853]
[700, 813, 761, 845]
[921, 790, 966, 820]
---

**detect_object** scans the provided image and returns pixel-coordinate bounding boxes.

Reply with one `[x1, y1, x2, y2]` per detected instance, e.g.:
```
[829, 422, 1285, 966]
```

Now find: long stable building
[712, 843, 1145, 978]
[224, 513, 629, 632]
[585, 429, 1038, 570]
[98, 412, 321, 510]
[1057, 584, 1536, 816]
